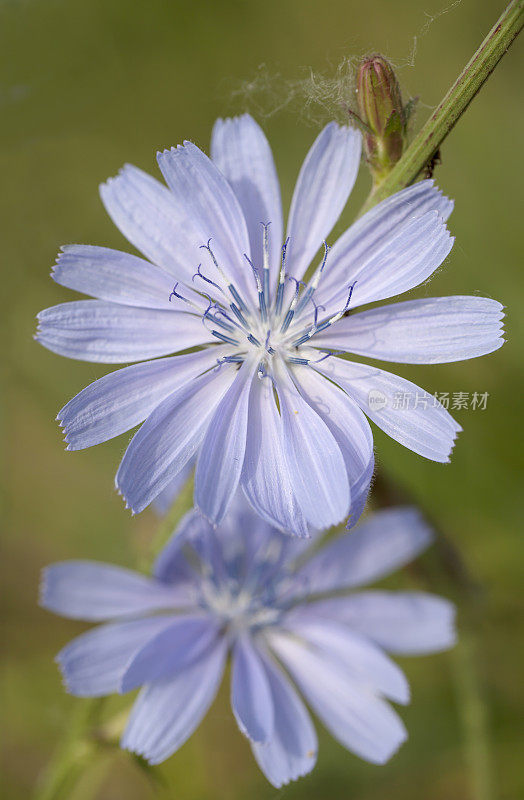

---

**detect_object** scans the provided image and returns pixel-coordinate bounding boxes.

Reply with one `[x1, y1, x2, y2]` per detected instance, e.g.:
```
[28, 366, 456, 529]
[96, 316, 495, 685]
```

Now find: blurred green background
[2, 0, 523, 797]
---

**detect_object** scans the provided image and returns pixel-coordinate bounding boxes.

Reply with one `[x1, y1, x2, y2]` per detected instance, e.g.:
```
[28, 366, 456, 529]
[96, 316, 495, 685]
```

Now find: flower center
[168, 225, 357, 377]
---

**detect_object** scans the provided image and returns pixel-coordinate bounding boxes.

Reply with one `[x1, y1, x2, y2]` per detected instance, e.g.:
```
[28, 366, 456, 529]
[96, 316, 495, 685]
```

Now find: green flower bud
[356, 55, 408, 183]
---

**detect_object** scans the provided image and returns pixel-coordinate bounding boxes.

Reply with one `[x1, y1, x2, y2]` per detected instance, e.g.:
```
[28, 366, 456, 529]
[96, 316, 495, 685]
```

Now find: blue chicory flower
[41, 498, 456, 787]
[36, 115, 504, 533]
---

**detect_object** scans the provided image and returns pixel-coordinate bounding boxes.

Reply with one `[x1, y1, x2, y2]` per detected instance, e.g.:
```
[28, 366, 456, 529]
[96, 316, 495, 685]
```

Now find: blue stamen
[275, 237, 289, 316]
[288, 357, 310, 365]
[229, 303, 248, 328]
[244, 253, 268, 323]
[314, 350, 333, 363]
[220, 354, 244, 363]
[247, 333, 262, 347]
[169, 282, 186, 303]
[292, 283, 358, 347]
[280, 276, 304, 333]
[228, 284, 249, 314]
[192, 263, 221, 292]
[261, 222, 271, 304]
[295, 241, 330, 316]
[211, 306, 240, 332]
[211, 330, 240, 346]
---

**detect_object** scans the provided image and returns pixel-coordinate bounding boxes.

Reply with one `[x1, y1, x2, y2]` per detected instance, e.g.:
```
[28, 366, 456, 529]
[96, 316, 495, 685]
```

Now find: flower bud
[356, 55, 407, 182]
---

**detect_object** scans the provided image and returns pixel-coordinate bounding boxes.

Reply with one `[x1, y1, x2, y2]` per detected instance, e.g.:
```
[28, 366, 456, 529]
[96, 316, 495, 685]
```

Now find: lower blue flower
[41, 497, 456, 787]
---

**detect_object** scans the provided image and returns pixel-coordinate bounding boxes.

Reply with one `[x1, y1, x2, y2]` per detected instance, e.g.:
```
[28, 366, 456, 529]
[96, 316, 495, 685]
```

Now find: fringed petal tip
[156, 144, 186, 162]
[114, 485, 135, 515]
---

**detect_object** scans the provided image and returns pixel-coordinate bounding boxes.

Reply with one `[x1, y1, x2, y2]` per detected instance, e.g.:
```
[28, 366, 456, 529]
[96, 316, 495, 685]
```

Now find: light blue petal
[36, 300, 212, 363]
[99, 164, 203, 285]
[116, 365, 236, 513]
[194, 360, 255, 524]
[241, 376, 310, 538]
[251, 652, 317, 787]
[121, 638, 227, 764]
[281, 616, 409, 704]
[153, 459, 194, 516]
[285, 124, 361, 282]
[268, 630, 407, 764]
[120, 615, 220, 692]
[345, 452, 375, 530]
[58, 349, 223, 450]
[52, 245, 179, 309]
[315, 296, 505, 363]
[315, 179, 453, 311]
[153, 508, 209, 584]
[314, 357, 462, 462]
[305, 591, 456, 655]
[157, 142, 255, 304]
[325, 211, 453, 314]
[292, 365, 374, 528]
[41, 562, 185, 621]
[56, 616, 178, 697]
[211, 114, 283, 287]
[231, 634, 274, 743]
[276, 369, 349, 529]
[292, 507, 433, 596]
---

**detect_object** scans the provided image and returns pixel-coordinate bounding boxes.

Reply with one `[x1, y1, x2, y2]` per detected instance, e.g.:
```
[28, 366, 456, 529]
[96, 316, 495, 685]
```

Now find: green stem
[451, 630, 493, 800]
[33, 700, 106, 800]
[359, 0, 524, 215]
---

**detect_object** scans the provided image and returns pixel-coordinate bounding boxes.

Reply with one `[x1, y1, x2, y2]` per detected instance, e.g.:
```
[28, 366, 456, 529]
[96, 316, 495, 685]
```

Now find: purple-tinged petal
[36, 300, 212, 363]
[315, 296, 505, 363]
[268, 630, 407, 764]
[314, 357, 461, 462]
[211, 114, 283, 285]
[100, 164, 202, 285]
[157, 142, 254, 302]
[302, 591, 456, 655]
[231, 634, 274, 743]
[291, 365, 374, 528]
[292, 507, 432, 595]
[58, 349, 224, 450]
[121, 638, 227, 764]
[315, 179, 453, 309]
[40, 562, 184, 621]
[153, 459, 194, 516]
[121, 615, 221, 692]
[194, 360, 256, 524]
[56, 616, 178, 697]
[281, 616, 409, 704]
[251, 652, 317, 787]
[52, 245, 182, 310]
[276, 369, 349, 529]
[286, 124, 361, 281]
[116, 365, 236, 513]
[241, 376, 310, 538]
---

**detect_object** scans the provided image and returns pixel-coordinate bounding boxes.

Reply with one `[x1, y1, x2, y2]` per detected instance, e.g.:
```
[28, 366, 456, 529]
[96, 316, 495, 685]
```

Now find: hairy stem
[359, 0, 524, 215]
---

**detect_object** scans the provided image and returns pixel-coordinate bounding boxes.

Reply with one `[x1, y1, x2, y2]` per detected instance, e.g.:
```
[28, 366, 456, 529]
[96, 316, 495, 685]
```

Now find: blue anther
[228, 284, 248, 313]
[229, 303, 248, 328]
[247, 333, 262, 347]
[211, 330, 240, 346]
[288, 356, 310, 365]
